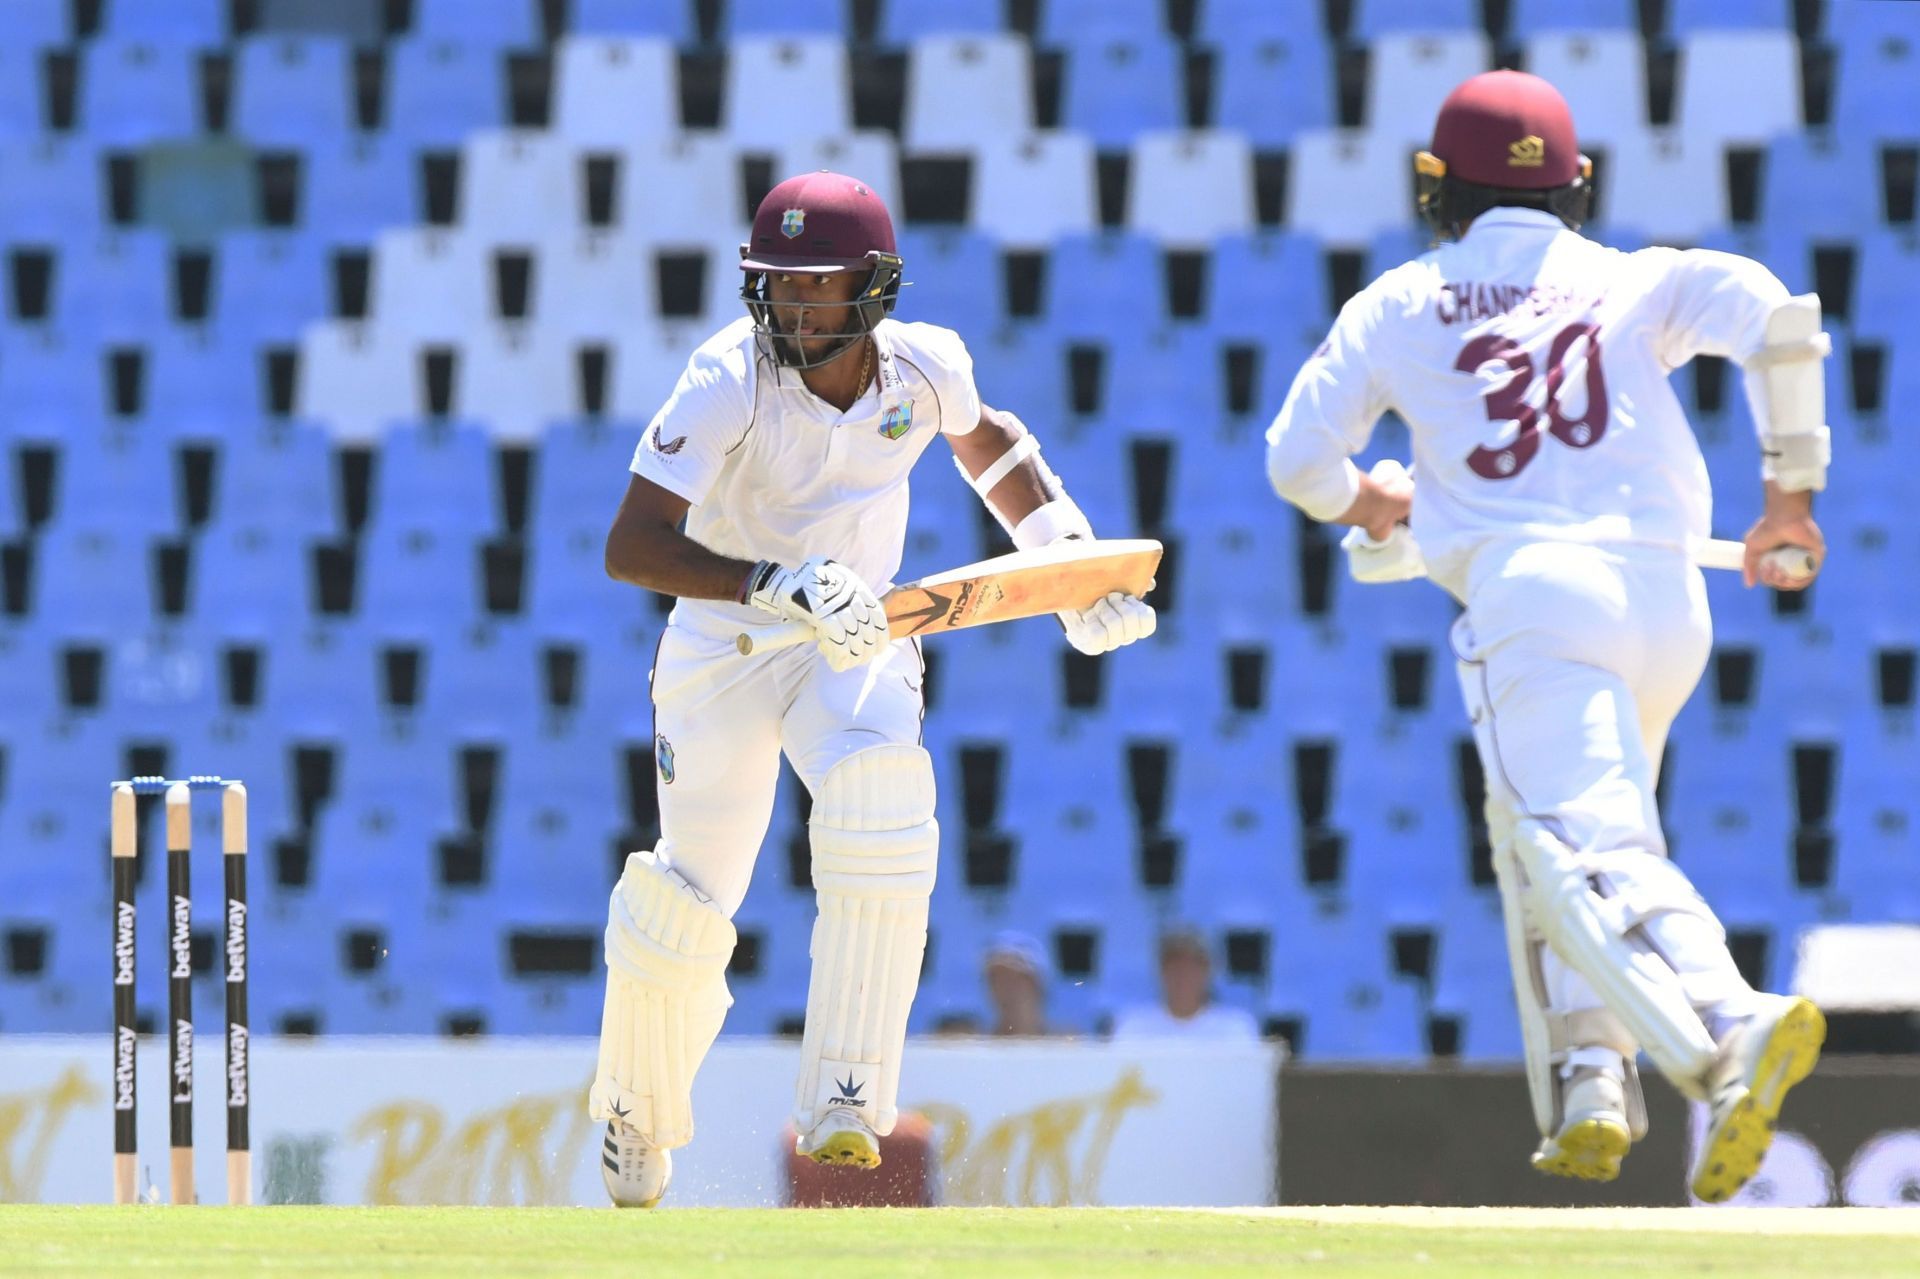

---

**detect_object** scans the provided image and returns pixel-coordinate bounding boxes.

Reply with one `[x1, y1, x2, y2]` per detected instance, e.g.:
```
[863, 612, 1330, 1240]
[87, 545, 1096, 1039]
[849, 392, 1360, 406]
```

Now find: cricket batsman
[587, 171, 1156, 1206]
[1264, 71, 1828, 1201]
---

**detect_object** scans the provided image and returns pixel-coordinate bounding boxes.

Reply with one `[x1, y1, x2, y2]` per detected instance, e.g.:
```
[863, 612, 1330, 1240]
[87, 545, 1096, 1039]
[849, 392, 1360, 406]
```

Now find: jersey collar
[1463, 207, 1568, 237]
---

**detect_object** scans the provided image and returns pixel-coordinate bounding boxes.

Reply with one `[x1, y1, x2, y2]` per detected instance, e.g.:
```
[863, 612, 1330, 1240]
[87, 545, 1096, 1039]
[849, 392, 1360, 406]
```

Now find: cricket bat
[735, 538, 1164, 656]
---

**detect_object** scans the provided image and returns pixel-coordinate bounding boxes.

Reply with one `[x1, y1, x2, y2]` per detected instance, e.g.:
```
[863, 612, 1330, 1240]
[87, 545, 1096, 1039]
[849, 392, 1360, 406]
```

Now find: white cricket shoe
[796, 1109, 881, 1169]
[601, 1120, 671, 1208]
[1532, 1067, 1632, 1182]
[1690, 994, 1825, 1204]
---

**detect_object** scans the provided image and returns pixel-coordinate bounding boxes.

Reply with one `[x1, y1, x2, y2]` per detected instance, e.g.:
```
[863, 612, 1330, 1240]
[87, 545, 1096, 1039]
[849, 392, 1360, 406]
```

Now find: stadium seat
[531, 231, 659, 339]
[617, 132, 746, 242]
[1853, 230, 1920, 346]
[383, 40, 508, 149]
[1672, 31, 1801, 148]
[459, 130, 582, 242]
[0, 332, 106, 438]
[1039, 0, 1166, 41]
[409, 0, 539, 44]
[1505, 0, 1637, 37]
[358, 524, 485, 630]
[1203, 231, 1330, 342]
[100, 0, 227, 41]
[369, 418, 497, 534]
[453, 324, 579, 440]
[230, 36, 355, 148]
[1059, 37, 1184, 148]
[1759, 132, 1883, 238]
[1127, 130, 1256, 248]
[77, 40, 202, 146]
[533, 418, 638, 530]
[370, 228, 495, 339]
[1664, 0, 1791, 33]
[34, 525, 157, 631]
[569, 0, 695, 40]
[192, 518, 315, 631]
[1034, 231, 1160, 342]
[1349, 0, 1479, 37]
[902, 34, 1034, 152]
[1599, 128, 1727, 243]
[1102, 326, 1231, 433]
[213, 421, 338, 535]
[1285, 129, 1411, 248]
[0, 44, 46, 137]
[210, 230, 331, 343]
[880, 0, 1001, 43]
[1521, 31, 1648, 147]
[1363, 32, 1492, 146]
[971, 131, 1098, 249]
[776, 132, 902, 216]
[296, 321, 419, 440]
[51, 231, 175, 343]
[302, 135, 419, 243]
[1195, 0, 1324, 42]
[610, 325, 702, 421]
[550, 36, 680, 148]
[0, 140, 101, 239]
[724, 0, 847, 37]
[1210, 32, 1336, 146]
[720, 38, 852, 149]
[893, 227, 1002, 335]
[5, 0, 71, 48]
[145, 328, 263, 437]
[1829, 8, 1920, 140]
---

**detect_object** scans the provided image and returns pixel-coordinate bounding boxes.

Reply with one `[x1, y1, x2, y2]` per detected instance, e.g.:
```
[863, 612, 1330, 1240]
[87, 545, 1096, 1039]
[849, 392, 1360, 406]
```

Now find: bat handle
[735, 620, 816, 656]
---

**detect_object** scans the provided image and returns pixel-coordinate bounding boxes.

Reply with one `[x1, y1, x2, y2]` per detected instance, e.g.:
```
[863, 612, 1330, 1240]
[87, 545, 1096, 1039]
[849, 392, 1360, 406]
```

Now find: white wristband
[1011, 497, 1094, 551]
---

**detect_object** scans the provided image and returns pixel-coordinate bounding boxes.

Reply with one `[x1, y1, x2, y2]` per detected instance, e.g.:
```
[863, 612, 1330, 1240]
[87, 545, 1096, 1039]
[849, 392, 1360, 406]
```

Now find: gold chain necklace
[856, 337, 872, 398]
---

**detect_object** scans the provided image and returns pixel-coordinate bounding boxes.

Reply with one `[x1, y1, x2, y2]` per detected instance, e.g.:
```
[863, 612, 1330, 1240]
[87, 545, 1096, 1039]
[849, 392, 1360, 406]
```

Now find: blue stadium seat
[99, 0, 228, 43]
[1831, 21, 1920, 140]
[968, 327, 1074, 430]
[1033, 231, 1160, 342]
[359, 526, 485, 633]
[880, 0, 1001, 43]
[410, 0, 540, 44]
[724, 0, 848, 37]
[894, 228, 1003, 335]
[1504, 0, 1636, 36]
[569, 0, 696, 40]
[58, 425, 181, 536]
[210, 231, 331, 342]
[382, 40, 507, 148]
[216, 421, 338, 536]
[1664, 0, 1790, 32]
[1211, 33, 1334, 146]
[1101, 326, 1230, 435]
[1040, 0, 1166, 41]
[0, 332, 104, 438]
[1195, 0, 1325, 42]
[1854, 230, 1920, 346]
[490, 794, 618, 918]
[0, 44, 46, 137]
[532, 418, 635, 535]
[0, 140, 104, 239]
[1350, 0, 1479, 36]
[34, 525, 157, 632]
[1429, 903, 1524, 1061]
[78, 40, 203, 145]
[1203, 231, 1328, 343]
[1058, 36, 1183, 149]
[145, 329, 263, 437]
[50, 231, 175, 342]
[230, 36, 355, 147]
[297, 136, 419, 240]
[369, 419, 497, 533]
[192, 520, 313, 634]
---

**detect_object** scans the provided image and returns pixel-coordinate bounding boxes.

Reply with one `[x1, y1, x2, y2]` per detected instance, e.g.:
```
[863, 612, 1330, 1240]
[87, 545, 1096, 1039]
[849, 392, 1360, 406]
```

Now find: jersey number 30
[1457, 322, 1606, 480]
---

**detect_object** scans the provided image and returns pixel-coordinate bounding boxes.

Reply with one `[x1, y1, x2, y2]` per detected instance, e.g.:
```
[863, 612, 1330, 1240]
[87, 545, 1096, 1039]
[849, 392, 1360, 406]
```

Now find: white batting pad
[1511, 820, 1719, 1098]
[589, 846, 737, 1148]
[794, 744, 940, 1137]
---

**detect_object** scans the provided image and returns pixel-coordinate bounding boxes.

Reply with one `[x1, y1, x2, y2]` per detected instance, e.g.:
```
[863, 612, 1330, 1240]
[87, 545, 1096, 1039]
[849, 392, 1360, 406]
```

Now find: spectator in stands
[1111, 928, 1259, 1041]
[983, 931, 1054, 1037]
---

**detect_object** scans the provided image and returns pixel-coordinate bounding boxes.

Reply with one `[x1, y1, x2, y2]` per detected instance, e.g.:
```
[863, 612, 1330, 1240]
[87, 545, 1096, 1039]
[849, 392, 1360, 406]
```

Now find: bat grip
[1695, 538, 1817, 580]
[735, 620, 817, 656]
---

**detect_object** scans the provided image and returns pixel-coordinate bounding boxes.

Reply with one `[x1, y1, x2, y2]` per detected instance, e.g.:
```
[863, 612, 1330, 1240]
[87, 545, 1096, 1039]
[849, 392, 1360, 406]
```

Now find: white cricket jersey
[1265, 207, 1792, 594]
[629, 316, 983, 638]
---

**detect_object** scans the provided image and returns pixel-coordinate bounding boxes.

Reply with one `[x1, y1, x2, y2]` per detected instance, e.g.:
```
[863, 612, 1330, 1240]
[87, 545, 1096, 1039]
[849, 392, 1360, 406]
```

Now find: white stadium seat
[532, 231, 661, 340]
[971, 131, 1098, 249]
[454, 324, 579, 441]
[459, 130, 582, 242]
[1522, 31, 1648, 148]
[1672, 30, 1802, 148]
[611, 325, 706, 420]
[902, 34, 1034, 152]
[774, 132, 902, 216]
[297, 321, 416, 441]
[1126, 130, 1255, 248]
[618, 131, 745, 242]
[1285, 129, 1411, 248]
[370, 228, 494, 340]
[1364, 32, 1492, 147]
[551, 35, 679, 148]
[721, 37, 852, 149]
[1600, 127, 1727, 243]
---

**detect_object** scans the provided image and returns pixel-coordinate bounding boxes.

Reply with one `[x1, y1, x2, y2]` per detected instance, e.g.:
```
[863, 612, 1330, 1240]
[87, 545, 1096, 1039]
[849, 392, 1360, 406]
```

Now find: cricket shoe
[797, 1109, 881, 1169]
[1531, 1067, 1632, 1182]
[1689, 994, 1826, 1204]
[601, 1120, 671, 1208]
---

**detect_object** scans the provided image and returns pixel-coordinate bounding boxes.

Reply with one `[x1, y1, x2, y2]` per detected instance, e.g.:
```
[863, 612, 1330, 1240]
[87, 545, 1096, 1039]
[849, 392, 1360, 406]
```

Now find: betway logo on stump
[226, 899, 246, 983]
[173, 1020, 193, 1103]
[227, 1023, 249, 1109]
[170, 895, 192, 980]
[114, 903, 134, 987]
[114, 1026, 136, 1112]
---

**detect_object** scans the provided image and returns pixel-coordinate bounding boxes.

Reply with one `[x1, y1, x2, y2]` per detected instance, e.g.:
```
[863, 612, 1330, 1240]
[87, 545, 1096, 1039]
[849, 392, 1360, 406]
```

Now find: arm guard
[1744, 293, 1832, 493]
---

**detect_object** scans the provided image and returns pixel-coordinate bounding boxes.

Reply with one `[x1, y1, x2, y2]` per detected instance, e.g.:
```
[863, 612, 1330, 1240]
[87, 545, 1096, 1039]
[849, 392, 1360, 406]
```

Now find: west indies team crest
[655, 734, 675, 784]
[780, 208, 805, 238]
[879, 399, 914, 440]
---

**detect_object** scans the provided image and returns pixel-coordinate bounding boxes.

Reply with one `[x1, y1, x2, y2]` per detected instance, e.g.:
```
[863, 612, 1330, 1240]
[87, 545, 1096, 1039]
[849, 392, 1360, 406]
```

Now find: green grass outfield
[7, 1205, 1920, 1277]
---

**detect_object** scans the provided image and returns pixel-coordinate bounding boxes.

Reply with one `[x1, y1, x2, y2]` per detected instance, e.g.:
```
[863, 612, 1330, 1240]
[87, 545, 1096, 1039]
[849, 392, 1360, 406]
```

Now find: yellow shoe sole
[1532, 1116, 1631, 1182]
[806, 1130, 882, 1169]
[1691, 997, 1826, 1205]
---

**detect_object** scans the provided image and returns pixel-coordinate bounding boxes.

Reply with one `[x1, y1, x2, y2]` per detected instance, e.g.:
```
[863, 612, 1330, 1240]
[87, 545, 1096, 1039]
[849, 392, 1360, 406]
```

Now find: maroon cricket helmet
[1414, 70, 1594, 238]
[739, 171, 903, 368]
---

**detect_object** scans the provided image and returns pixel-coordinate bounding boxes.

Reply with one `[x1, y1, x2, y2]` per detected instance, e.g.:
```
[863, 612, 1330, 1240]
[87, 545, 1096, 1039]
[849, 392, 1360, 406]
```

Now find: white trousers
[1452, 540, 1747, 1024]
[646, 623, 927, 916]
